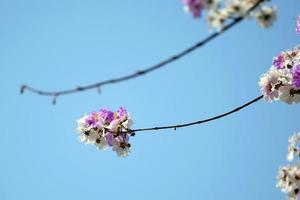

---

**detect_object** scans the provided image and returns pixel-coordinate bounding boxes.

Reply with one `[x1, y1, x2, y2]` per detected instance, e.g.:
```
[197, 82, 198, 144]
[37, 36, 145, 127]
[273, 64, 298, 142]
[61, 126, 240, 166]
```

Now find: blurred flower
[296, 16, 300, 35]
[182, 0, 204, 18]
[203, 0, 219, 10]
[85, 112, 102, 128]
[277, 164, 300, 200]
[287, 133, 300, 162]
[76, 107, 133, 157]
[254, 6, 277, 28]
[227, 0, 248, 16]
[277, 133, 300, 200]
[99, 108, 114, 124]
[207, 9, 230, 31]
[181, 0, 277, 31]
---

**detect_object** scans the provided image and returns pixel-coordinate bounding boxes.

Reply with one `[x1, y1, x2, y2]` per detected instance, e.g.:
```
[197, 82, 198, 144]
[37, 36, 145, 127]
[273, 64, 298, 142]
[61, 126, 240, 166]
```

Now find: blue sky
[0, 0, 299, 200]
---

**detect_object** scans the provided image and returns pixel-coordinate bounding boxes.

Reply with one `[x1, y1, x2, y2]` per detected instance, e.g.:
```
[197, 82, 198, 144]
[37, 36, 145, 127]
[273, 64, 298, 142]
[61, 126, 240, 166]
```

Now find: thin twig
[21, 0, 266, 102]
[123, 95, 263, 133]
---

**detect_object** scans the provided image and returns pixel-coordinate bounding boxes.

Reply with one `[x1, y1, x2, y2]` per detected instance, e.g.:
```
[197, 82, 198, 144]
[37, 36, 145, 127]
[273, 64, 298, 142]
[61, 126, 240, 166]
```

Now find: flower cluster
[259, 45, 300, 104]
[182, 0, 277, 31]
[277, 133, 300, 200]
[296, 16, 300, 36]
[76, 107, 134, 157]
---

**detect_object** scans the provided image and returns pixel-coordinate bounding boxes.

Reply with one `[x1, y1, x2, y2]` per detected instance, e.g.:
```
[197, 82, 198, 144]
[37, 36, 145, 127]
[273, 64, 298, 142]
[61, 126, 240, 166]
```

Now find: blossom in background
[207, 8, 230, 31]
[296, 16, 300, 35]
[181, 0, 277, 31]
[259, 45, 300, 104]
[227, 0, 248, 17]
[287, 133, 300, 162]
[76, 107, 133, 157]
[182, 0, 204, 18]
[203, 0, 219, 10]
[254, 6, 277, 28]
[277, 164, 300, 200]
[277, 133, 300, 200]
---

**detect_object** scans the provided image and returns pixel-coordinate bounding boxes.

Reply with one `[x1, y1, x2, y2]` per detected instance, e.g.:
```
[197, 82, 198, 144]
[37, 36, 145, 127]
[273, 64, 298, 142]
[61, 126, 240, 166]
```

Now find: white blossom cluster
[182, 0, 277, 31]
[76, 107, 134, 157]
[277, 133, 300, 200]
[259, 45, 300, 104]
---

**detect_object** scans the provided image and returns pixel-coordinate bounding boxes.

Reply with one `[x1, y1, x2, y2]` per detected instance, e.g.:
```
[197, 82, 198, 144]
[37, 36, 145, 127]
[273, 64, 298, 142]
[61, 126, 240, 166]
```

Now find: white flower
[287, 133, 300, 161]
[279, 85, 300, 104]
[277, 164, 300, 200]
[89, 129, 101, 143]
[244, 0, 257, 8]
[107, 119, 120, 131]
[255, 6, 277, 28]
[121, 117, 133, 130]
[79, 134, 89, 144]
[76, 116, 89, 133]
[95, 137, 108, 150]
[227, 0, 248, 16]
[203, 0, 220, 10]
[288, 151, 296, 163]
[259, 69, 288, 102]
[207, 9, 230, 31]
[277, 133, 300, 200]
[112, 146, 130, 157]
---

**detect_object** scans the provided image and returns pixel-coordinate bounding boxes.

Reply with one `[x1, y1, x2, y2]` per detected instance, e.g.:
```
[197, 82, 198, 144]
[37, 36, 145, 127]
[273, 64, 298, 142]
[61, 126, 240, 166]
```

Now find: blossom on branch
[277, 133, 300, 200]
[182, 0, 277, 31]
[254, 6, 277, 28]
[76, 107, 133, 157]
[259, 45, 300, 104]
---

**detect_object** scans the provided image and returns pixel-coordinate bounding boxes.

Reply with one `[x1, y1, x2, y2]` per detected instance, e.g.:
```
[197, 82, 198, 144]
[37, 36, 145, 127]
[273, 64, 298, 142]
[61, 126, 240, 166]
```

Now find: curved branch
[128, 95, 263, 133]
[21, 0, 266, 102]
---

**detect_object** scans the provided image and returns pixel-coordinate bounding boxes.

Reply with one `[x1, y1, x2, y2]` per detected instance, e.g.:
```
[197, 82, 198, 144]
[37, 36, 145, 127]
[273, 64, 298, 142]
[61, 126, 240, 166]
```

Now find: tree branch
[125, 95, 264, 133]
[21, 0, 266, 103]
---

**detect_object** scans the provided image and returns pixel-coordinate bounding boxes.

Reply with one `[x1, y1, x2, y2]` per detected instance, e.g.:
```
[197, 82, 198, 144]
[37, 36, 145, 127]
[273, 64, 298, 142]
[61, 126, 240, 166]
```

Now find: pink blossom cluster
[259, 45, 300, 104]
[76, 107, 133, 157]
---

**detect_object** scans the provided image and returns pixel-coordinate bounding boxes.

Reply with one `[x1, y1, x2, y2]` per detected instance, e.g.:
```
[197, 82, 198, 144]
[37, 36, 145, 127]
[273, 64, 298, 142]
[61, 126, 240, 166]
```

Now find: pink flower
[85, 112, 102, 128]
[182, 0, 203, 18]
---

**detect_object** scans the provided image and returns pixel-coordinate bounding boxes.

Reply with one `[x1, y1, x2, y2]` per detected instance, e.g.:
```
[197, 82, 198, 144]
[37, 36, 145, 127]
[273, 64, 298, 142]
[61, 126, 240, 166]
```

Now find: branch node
[52, 95, 58, 105]
[136, 71, 146, 75]
[171, 56, 179, 60]
[96, 86, 101, 94]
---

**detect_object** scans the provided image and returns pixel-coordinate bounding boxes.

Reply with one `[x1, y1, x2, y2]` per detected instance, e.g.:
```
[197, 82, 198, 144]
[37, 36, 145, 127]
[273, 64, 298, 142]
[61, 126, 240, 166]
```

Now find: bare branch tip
[20, 85, 26, 94]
